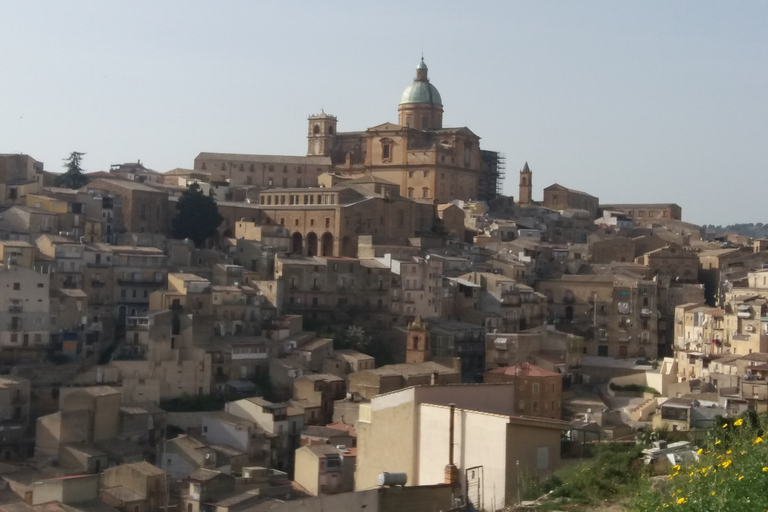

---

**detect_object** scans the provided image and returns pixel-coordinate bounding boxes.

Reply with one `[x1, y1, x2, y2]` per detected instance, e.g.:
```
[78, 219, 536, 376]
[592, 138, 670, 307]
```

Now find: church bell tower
[406, 316, 430, 363]
[518, 162, 533, 207]
[307, 110, 338, 156]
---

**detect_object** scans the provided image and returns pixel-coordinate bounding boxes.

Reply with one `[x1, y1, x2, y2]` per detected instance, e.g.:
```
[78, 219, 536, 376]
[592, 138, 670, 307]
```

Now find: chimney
[444, 403, 459, 486]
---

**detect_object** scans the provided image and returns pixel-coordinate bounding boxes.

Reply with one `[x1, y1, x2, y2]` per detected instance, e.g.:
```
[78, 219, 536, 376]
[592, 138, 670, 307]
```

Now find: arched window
[313, 124, 320, 134]
[407, 187, 414, 198]
[422, 187, 429, 198]
[412, 336, 419, 350]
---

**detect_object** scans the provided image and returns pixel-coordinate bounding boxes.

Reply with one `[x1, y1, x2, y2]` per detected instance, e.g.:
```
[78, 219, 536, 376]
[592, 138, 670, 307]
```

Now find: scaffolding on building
[478, 150, 506, 201]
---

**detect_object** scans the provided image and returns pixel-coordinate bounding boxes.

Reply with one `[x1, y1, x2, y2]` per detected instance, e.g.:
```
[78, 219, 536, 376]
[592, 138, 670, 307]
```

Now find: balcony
[118, 278, 165, 286]
[91, 280, 106, 287]
[125, 316, 150, 330]
[8, 305, 22, 313]
[640, 308, 653, 317]
[8, 322, 22, 332]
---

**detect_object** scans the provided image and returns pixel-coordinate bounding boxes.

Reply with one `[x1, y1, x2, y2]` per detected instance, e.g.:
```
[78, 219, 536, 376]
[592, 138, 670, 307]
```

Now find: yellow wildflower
[723, 423, 728, 428]
[739, 475, 744, 480]
[762, 466, 768, 472]
[756, 437, 764, 445]
[727, 449, 732, 455]
[696, 448, 703, 455]
[676, 497, 687, 505]
[734, 418, 743, 426]
[721, 460, 732, 468]
[715, 439, 721, 445]
[712, 491, 717, 495]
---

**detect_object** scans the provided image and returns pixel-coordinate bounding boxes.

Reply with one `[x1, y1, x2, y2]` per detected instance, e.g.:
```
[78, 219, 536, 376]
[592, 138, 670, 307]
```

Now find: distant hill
[704, 222, 768, 239]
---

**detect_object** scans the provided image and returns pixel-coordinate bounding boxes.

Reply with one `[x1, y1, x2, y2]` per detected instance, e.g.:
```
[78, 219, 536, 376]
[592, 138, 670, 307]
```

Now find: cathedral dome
[399, 59, 442, 106]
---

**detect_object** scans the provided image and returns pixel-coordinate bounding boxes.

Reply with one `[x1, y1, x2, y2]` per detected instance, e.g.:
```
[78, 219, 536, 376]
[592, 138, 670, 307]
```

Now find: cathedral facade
[308, 59, 502, 203]
[195, 59, 502, 203]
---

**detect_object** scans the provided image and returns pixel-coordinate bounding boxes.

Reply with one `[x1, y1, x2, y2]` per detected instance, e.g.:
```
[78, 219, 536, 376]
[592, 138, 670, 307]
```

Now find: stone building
[275, 255, 391, 328]
[212, 180, 435, 257]
[542, 184, 599, 219]
[193, 59, 502, 204]
[80, 178, 170, 235]
[0, 153, 45, 208]
[600, 203, 682, 227]
[484, 363, 563, 420]
[636, 245, 700, 284]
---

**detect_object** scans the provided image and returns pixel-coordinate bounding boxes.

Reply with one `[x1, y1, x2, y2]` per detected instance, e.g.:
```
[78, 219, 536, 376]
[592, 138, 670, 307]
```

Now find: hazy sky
[2, 1, 766, 226]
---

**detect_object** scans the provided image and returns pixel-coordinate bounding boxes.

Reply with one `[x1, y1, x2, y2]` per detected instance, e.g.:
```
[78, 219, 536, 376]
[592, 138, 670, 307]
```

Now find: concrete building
[100, 461, 166, 512]
[109, 310, 212, 402]
[294, 444, 355, 496]
[348, 361, 460, 400]
[0, 262, 51, 362]
[355, 384, 568, 510]
[0, 376, 31, 460]
[225, 397, 298, 472]
[375, 254, 443, 324]
[447, 271, 547, 333]
[293, 374, 346, 425]
[536, 273, 659, 360]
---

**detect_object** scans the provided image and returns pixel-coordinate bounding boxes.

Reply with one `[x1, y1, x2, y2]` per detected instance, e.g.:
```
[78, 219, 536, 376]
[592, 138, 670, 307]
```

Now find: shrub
[632, 413, 768, 510]
[545, 443, 644, 504]
[609, 382, 660, 395]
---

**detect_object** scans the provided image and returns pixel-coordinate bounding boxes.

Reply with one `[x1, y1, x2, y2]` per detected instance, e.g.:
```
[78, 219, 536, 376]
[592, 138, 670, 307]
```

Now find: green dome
[400, 81, 442, 106]
[399, 58, 442, 106]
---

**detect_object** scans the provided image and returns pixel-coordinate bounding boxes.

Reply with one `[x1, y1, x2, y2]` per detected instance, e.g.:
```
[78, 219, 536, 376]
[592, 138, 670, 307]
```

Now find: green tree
[337, 325, 372, 353]
[54, 151, 90, 189]
[172, 182, 224, 247]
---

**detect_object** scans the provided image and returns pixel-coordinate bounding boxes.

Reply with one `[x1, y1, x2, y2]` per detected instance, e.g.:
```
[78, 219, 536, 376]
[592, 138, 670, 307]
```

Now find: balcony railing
[118, 278, 165, 286]
[8, 305, 23, 313]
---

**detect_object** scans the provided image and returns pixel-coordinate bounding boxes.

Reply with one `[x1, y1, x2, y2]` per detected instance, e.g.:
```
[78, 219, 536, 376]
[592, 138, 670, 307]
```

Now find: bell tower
[519, 161, 533, 207]
[406, 316, 430, 363]
[307, 110, 338, 156]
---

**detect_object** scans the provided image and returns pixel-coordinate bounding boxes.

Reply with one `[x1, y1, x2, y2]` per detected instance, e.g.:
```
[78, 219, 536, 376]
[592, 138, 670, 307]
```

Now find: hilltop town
[0, 60, 766, 512]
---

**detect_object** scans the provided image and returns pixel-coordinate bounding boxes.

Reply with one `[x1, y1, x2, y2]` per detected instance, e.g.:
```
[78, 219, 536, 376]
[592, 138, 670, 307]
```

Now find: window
[12, 283, 20, 291]
[325, 218, 330, 228]
[382, 143, 391, 160]
[422, 187, 429, 198]
[532, 383, 540, 394]
[407, 188, 414, 198]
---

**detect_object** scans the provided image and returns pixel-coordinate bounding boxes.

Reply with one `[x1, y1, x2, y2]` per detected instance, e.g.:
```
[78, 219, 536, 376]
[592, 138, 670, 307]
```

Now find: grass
[521, 443, 644, 510]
